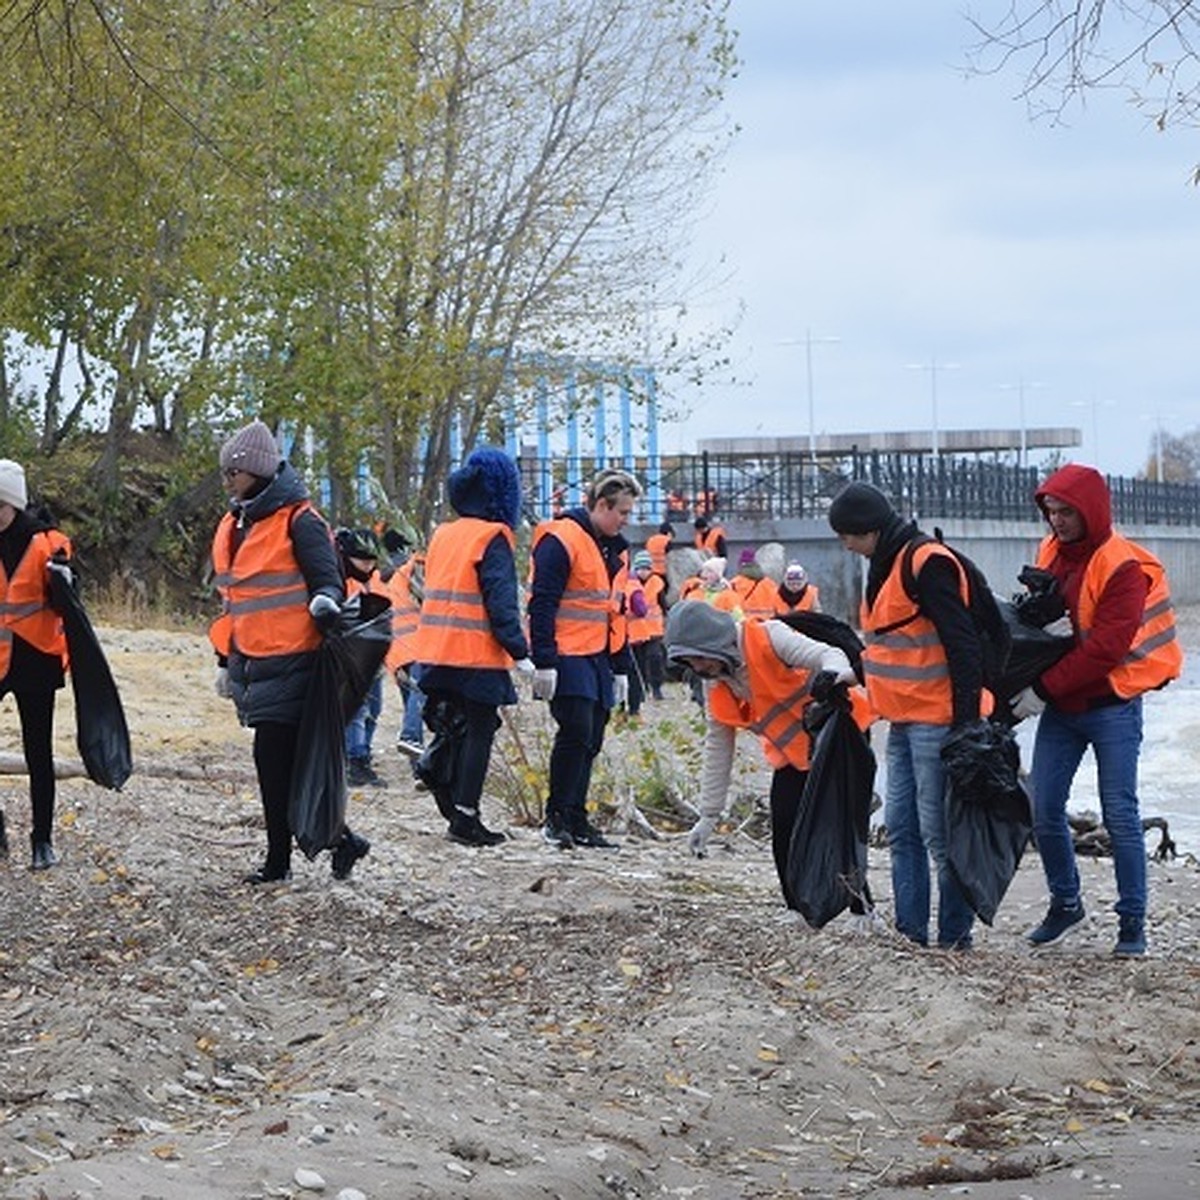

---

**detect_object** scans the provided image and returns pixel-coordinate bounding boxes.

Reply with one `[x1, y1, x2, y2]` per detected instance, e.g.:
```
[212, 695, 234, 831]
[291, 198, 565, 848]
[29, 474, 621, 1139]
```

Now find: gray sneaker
[1026, 899, 1085, 947]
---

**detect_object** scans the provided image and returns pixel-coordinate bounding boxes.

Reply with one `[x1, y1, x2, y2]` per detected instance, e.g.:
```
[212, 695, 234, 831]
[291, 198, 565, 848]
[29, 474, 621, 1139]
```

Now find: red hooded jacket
[1033, 463, 1152, 712]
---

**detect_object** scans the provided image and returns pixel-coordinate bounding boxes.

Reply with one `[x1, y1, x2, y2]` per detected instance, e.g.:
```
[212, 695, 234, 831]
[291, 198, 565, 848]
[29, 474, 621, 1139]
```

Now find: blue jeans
[399, 662, 426, 745]
[885, 721, 975, 948]
[346, 674, 383, 760]
[1029, 698, 1145, 919]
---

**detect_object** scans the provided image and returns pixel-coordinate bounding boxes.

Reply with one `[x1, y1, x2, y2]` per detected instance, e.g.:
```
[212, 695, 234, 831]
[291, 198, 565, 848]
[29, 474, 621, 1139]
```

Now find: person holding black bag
[0, 459, 73, 871]
[209, 421, 370, 885]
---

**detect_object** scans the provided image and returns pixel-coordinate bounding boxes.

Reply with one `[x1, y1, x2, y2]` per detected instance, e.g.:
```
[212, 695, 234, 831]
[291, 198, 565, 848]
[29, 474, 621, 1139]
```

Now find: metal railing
[515, 450, 1200, 528]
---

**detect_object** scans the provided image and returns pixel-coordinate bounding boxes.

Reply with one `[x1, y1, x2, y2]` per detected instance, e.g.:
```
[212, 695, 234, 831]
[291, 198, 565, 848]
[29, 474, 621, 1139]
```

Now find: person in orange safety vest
[1016, 463, 1183, 958]
[528, 467, 642, 850]
[664, 600, 876, 924]
[774, 561, 821, 615]
[624, 549, 667, 713]
[0, 459, 73, 871]
[210, 420, 370, 886]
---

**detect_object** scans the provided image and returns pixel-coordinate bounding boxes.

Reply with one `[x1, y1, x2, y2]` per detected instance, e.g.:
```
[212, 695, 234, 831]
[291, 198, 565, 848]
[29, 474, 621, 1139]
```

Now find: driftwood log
[0, 752, 249, 784]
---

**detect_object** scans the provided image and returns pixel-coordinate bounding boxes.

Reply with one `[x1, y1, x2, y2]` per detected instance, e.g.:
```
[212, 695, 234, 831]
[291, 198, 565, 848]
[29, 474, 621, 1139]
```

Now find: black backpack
[894, 529, 1013, 692]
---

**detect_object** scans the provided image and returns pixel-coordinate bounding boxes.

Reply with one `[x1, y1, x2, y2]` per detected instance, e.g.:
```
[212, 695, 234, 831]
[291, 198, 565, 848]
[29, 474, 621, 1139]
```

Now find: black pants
[633, 638, 665, 698]
[253, 722, 299, 874]
[770, 763, 871, 916]
[14, 689, 56, 847]
[423, 690, 501, 820]
[547, 694, 609, 830]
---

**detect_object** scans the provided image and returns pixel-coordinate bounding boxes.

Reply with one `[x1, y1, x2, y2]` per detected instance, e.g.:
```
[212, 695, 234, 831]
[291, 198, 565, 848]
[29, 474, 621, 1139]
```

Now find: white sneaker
[396, 739, 424, 760]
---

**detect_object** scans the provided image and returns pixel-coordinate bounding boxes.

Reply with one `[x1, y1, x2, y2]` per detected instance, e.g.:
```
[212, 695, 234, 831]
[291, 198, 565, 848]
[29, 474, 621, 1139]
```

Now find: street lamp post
[999, 379, 1047, 468]
[782, 330, 840, 466]
[906, 357, 960, 457]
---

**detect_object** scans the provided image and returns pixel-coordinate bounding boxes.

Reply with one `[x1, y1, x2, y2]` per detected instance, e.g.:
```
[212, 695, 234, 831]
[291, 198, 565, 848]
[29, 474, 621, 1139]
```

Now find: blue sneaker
[1113, 917, 1146, 958]
[1026, 899, 1085, 947]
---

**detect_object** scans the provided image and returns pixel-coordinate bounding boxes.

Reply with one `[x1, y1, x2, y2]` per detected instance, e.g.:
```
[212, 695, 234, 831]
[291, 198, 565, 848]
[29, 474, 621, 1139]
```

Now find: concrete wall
[634, 518, 1200, 627]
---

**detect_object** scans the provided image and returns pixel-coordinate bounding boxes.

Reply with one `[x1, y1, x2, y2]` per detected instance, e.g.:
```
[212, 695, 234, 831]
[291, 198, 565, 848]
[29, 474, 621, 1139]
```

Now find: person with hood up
[716, 547, 776, 621]
[336, 527, 388, 788]
[210, 420, 370, 885]
[0, 459, 73, 870]
[413, 447, 532, 847]
[775, 561, 820, 614]
[1016, 463, 1182, 957]
[528, 467, 641, 850]
[663, 601, 868, 914]
[828, 481, 986, 950]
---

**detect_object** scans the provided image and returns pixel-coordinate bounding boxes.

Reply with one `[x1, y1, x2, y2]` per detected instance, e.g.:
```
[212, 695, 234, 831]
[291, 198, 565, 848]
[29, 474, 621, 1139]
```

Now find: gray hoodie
[665, 601, 853, 819]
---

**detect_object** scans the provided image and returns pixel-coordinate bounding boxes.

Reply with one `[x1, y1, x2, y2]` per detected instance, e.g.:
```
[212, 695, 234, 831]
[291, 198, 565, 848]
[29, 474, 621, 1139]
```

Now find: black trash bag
[988, 598, 1074, 722]
[784, 707, 875, 929]
[48, 570, 133, 790]
[289, 592, 393, 859]
[941, 718, 1032, 925]
[1013, 565, 1066, 628]
[776, 609, 866, 683]
[415, 692, 467, 822]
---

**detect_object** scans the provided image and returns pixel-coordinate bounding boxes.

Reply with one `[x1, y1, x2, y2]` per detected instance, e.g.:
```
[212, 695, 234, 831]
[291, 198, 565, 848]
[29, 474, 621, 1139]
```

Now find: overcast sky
[666, 3, 1200, 477]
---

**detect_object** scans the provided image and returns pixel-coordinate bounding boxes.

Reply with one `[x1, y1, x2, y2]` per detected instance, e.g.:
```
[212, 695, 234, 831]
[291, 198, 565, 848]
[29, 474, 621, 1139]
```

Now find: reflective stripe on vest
[415, 518, 515, 669]
[384, 555, 423, 670]
[209, 502, 322, 658]
[1036, 532, 1183, 698]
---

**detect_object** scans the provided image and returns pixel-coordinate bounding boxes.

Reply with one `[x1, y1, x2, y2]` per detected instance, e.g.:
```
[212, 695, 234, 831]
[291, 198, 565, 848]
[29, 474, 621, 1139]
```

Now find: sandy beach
[0, 614, 1197, 1199]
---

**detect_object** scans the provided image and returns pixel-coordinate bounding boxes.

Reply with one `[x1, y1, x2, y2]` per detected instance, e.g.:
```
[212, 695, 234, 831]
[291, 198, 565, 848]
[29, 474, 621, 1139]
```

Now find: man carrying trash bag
[210, 419, 373, 885]
[663, 600, 879, 927]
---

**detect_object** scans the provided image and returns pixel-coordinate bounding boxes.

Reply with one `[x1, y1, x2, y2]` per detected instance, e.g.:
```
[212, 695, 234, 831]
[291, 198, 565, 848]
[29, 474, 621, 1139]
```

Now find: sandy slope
[0, 618, 1197, 1200]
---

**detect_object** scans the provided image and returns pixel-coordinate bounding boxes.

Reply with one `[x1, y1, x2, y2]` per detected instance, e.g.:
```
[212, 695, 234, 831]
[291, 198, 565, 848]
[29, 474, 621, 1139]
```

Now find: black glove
[809, 669, 841, 704]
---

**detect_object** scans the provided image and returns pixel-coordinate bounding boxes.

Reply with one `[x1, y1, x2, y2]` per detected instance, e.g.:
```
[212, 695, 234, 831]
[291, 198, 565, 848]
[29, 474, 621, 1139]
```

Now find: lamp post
[781, 330, 840, 465]
[998, 379, 1047, 468]
[906, 357, 959, 457]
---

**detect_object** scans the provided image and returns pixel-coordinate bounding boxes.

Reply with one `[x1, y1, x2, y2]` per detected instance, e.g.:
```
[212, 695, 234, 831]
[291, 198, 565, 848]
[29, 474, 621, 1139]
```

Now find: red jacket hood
[1035, 463, 1112, 551]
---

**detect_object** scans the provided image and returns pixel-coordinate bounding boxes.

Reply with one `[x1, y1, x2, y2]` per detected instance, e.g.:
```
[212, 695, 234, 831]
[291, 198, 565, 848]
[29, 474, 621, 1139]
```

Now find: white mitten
[1011, 686, 1046, 721]
[612, 674, 629, 707]
[1042, 615, 1074, 638]
[688, 815, 718, 858]
[532, 667, 558, 701]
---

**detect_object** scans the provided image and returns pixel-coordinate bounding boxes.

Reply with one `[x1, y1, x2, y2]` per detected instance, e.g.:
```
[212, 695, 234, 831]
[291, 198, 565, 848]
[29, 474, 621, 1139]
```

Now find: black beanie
[828, 482, 896, 535]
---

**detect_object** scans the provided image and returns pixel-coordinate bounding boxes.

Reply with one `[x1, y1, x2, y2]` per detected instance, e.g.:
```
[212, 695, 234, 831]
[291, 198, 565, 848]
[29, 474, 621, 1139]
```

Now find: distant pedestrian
[1015, 464, 1183, 957]
[210, 420, 370, 885]
[0, 459, 73, 871]
[693, 514, 727, 558]
[829, 481, 985, 950]
[716, 547, 776, 620]
[626, 549, 667, 711]
[413, 447, 532, 847]
[775, 561, 820, 615]
[529, 468, 641, 850]
[383, 538, 427, 762]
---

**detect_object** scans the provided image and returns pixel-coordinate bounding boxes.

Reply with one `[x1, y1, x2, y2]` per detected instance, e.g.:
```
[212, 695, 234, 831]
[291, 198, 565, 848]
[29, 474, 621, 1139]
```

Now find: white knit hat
[784, 561, 808, 588]
[0, 459, 28, 510]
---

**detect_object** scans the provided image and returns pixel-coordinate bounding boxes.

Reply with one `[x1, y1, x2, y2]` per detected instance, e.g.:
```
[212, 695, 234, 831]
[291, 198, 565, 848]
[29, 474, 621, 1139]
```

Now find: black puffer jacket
[224, 464, 343, 726]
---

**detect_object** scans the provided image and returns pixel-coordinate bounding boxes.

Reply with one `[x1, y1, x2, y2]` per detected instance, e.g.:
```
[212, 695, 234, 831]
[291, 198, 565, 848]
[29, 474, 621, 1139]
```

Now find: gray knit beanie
[219, 420, 281, 479]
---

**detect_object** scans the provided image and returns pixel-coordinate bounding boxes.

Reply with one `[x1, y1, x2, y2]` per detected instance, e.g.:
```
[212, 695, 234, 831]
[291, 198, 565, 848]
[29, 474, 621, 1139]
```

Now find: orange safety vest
[209, 502, 323, 658]
[626, 573, 665, 643]
[707, 621, 820, 771]
[645, 533, 672, 577]
[1036, 532, 1183, 698]
[415, 519, 515, 669]
[531, 517, 624, 657]
[861, 541, 993, 725]
[0, 527, 71, 678]
[694, 525, 724, 555]
[384, 554, 423, 671]
[721, 574, 777, 622]
[774, 584, 820, 615]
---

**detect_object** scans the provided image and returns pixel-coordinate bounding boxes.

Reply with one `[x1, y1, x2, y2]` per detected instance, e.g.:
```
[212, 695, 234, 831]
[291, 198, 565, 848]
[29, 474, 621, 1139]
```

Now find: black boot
[30, 841, 59, 871]
[244, 861, 292, 885]
[448, 811, 506, 847]
[331, 829, 371, 880]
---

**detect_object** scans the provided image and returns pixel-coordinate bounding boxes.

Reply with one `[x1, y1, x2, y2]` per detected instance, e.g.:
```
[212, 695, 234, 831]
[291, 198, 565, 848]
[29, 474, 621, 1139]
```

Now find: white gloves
[612, 674, 629, 707]
[308, 593, 340, 632]
[1011, 686, 1046, 721]
[214, 666, 232, 699]
[1042, 615, 1074, 638]
[513, 657, 536, 678]
[46, 559, 74, 587]
[532, 667, 558, 701]
[688, 815, 718, 858]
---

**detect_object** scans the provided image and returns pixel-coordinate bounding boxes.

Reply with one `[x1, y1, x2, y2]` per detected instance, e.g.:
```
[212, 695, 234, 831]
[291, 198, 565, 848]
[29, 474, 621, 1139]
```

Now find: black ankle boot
[30, 841, 58, 871]
[448, 813, 506, 847]
[331, 829, 371, 879]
